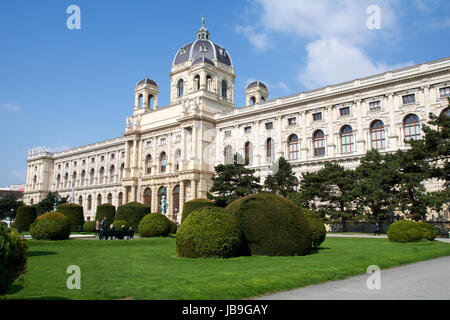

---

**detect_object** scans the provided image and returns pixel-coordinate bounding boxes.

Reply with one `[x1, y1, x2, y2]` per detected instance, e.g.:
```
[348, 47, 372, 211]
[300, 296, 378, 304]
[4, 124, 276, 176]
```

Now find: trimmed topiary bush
[12, 206, 37, 232]
[29, 212, 71, 240]
[83, 221, 96, 233]
[95, 204, 116, 225]
[417, 222, 438, 241]
[57, 203, 84, 232]
[112, 220, 130, 230]
[169, 220, 178, 234]
[0, 225, 28, 295]
[387, 220, 427, 243]
[224, 193, 312, 256]
[181, 198, 216, 223]
[115, 202, 150, 230]
[138, 213, 171, 237]
[176, 207, 242, 258]
[300, 208, 326, 248]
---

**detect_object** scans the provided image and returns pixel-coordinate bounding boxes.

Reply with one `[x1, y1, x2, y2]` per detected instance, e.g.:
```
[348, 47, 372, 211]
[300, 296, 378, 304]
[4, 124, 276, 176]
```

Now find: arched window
[403, 114, 421, 141]
[250, 97, 256, 105]
[148, 94, 154, 109]
[145, 155, 152, 174]
[90, 169, 95, 185]
[64, 173, 69, 188]
[175, 149, 181, 171]
[97, 194, 102, 206]
[118, 192, 123, 206]
[71, 171, 77, 187]
[143, 188, 152, 208]
[138, 94, 143, 108]
[340, 125, 354, 153]
[157, 187, 166, 213]
[224, 145, 233, 164]
[78, 195, 83, 206]
[109, 165, 115, 183]
[177, 79, 184, 97]
[313, 130, 325, 157]
[80, 170, 86, 187]
[160, 152, 167, 173]
[119, 163, 124, 180]
[99, 167, 105, 184]
[56, 174, 61, 189]
[206, 75, 212, 91]
[221, 80, 228, 99]
[33, 175, 37, 190]
[172, 185, 180, 219]
[87, 195, 92, 210]
[370, 120, 386, 149]
[244, 142, 253, 165]
[107, 193, 113, 205]
[261, 97, 265, 103]
[442, 107, 450, 117]
[288, 134, 299, 160]
[194, 75, 200, 91]
[266, 138, 274, 163]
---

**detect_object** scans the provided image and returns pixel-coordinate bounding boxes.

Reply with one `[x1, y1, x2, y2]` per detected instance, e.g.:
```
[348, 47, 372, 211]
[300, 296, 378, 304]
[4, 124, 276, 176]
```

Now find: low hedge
[83, 221, 96, 233]
[387, 220, 437, 242]
[0, 225, 28, 295]
[300, 208, 326, 248]
[95, 204, 116, 224]
[181, 198, 216, 223]
[224, 193, 312, 256]
[112, 220, 130, 230]
[57, 203, 84, 232]
[115, 202, 150, 230]
[138, 214, 171, 238]
[12, 206, 37, 232]
[176, 207, 242, 258]
[29, 212, 71, 240]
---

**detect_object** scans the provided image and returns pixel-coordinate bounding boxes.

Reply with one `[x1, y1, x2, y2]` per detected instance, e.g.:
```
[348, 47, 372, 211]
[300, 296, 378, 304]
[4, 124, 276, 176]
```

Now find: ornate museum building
[23, 22, 450, 223]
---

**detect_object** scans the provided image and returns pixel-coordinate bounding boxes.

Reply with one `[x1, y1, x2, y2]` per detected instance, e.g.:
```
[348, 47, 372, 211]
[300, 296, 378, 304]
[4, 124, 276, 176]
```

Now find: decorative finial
[201, 16, 205, 27]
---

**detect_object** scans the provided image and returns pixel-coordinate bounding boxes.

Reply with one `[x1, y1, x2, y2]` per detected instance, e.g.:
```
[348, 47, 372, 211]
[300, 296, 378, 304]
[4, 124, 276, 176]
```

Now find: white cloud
[299, 38, 414, 89]
[0, 102, 22, 112]
[235, 25, 270, 51]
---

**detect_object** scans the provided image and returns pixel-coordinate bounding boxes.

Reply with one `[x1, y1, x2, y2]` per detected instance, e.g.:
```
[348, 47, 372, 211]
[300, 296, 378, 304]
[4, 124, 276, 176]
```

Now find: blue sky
[0, 0, 449, 186]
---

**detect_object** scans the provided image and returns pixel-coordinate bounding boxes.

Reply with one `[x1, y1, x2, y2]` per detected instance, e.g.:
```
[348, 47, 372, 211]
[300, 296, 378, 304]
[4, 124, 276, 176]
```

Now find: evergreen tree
[207, 154, 262, 207]
[35, 192, 69, 215]
[0, 195, 23, 219]
[264, 157, 298, 197]
[297, 162, 358, 231]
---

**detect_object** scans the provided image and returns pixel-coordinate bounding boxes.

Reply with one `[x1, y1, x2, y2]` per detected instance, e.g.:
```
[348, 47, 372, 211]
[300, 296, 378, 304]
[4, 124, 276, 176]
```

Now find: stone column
[256, 121, 261, 167]
[326, 106, 335, 158]
[192, 124, 198, 162]
[301, 111, 308, 159]
[356, 100, 365, 154]
[277, 116, 283, 158]
[168, 132, 173, 172]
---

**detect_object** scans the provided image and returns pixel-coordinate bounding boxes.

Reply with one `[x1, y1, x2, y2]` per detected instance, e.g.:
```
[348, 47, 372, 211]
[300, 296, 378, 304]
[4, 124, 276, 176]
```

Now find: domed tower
[246, 81, 269, 105]
[170, 18, 235, 109]
[134, 77, 159, 115]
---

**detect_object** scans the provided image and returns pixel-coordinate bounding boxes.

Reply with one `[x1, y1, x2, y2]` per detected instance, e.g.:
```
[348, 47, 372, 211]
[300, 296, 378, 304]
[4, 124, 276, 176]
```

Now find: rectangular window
[265, 122, 273, 130]
[146, 141, 152, 149]
[369, 101, 381, 112]
[402, 94, 416, 105]
[225, 130, 232, 137]
[339, 107, 350, 116]
[440, 87, 450, 98]
[313, 112, 322, 121]
[288, 117, 296, 126]
[244, 126, 251, 134]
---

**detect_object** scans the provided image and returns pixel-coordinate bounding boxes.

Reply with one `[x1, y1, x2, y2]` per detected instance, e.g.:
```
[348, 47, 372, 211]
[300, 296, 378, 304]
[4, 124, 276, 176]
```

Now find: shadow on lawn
[6, 284, 24, 294]
[27, 251, 58, 257]
[309, 247, 331, 255]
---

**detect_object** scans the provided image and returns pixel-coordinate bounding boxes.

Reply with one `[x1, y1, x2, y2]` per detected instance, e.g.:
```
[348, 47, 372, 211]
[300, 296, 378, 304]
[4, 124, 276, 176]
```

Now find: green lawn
[5, 236, 450, 300]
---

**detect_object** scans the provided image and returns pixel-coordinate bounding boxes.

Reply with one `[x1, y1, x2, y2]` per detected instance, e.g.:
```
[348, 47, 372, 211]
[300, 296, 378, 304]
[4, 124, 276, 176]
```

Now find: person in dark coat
[374, 222, 381, 236]
[128, 226, 134, 240]
[99, 217, 108, 240]
[109, 224, 116, 240]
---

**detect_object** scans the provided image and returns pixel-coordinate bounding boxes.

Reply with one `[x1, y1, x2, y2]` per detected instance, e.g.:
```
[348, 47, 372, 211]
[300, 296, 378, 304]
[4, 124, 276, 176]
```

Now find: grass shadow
[5, 284, 24, 295]
[27, 251, 58, 257]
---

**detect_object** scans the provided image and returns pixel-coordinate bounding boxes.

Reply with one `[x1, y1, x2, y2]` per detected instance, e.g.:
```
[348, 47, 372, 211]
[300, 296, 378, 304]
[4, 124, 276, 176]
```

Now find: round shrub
[169, 220, 178, 234]
[12, 206, 37, 232]
[176, 207, 242, 258]
[224, 193, 312, 256]
[83, 221, 96, 233]
[300, 208, 326, 248]
[138, 213, 171, 237]
[29, 212, 71, 240]
[181, 198, 216, 223]
[417, 222, 438, 241]
[95, 204, 116, 224]
[57, 203, 84, 232]
[112, 220, 130, 230]
[115, 202, 149, 230]
[0, 225, 28, 295]
[387, 220, 425, 243]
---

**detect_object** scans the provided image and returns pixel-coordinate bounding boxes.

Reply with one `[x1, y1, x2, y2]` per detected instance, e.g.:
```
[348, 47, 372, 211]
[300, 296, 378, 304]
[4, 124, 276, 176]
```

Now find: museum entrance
[172, 185, 180, 220]
[143, 188, 152, 210]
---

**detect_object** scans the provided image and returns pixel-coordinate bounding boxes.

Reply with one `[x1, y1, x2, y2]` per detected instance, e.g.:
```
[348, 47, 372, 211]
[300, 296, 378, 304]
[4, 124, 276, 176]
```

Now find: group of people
[95, 217, 134, 240]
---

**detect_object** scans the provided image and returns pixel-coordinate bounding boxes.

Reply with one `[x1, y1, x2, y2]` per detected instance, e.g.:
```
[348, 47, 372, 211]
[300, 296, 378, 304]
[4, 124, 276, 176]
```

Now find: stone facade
[24, 22, 450, 223]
